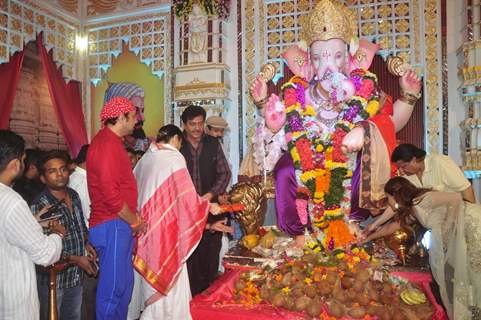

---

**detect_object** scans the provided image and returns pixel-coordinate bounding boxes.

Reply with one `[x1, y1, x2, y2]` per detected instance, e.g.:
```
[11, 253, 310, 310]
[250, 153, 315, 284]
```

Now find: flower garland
[174, 0, 231, 20]
[283, 69, 379, 251]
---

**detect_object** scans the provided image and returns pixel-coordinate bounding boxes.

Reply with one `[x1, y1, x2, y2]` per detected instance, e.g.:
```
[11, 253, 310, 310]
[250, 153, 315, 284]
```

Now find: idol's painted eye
[335, 52, 343, 59]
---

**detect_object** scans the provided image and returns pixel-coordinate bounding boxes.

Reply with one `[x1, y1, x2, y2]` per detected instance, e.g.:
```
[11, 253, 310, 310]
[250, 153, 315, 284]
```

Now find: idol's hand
[399, 69, 422, 96]
[341, 126, 365, 154]
[249, 75, 268, 105]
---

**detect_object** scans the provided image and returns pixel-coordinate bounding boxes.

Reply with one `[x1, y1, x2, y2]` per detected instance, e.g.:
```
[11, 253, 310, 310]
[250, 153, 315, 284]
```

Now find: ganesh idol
[249, 0, 421, 249]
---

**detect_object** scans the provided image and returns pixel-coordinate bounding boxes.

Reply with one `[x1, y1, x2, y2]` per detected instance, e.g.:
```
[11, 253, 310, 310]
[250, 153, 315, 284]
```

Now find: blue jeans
[38, 283, 83, 320]
[89, 219, 134, 320]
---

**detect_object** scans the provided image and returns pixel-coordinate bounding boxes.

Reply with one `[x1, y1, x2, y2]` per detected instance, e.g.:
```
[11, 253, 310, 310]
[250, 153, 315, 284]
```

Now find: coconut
[307, 299, 322, 317]
[292, 287, 304, 298]
[294, 296, 312, 312]
[318, 280, 332, 296]
[352, 280, 364, 292]
[348, 306, 367, 318]
[326, 271, 338, 285]
[305, 285, 317, 298]
[355, 268, 371, 283]
[392, 308, 407, 320]
[358, 292, 371, 306]
[284, 297, 295, 311]
[281, 272, 293, 287]
[328, 300, 345, 317]
[234, 279, 246, 291]
[272, 292, 286, 307]
[341, 276, 355, 289]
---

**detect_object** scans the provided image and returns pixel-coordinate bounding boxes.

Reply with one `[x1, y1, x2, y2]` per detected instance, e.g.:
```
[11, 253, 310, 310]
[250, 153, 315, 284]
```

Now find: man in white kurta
[0, 130, 63, 320]
[128, 141, 209, 320]
[403, 153, 472, 195]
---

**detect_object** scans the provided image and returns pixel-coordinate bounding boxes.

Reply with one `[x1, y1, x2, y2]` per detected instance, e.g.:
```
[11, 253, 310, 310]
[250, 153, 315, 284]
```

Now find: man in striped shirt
[0, 130, 65, 320]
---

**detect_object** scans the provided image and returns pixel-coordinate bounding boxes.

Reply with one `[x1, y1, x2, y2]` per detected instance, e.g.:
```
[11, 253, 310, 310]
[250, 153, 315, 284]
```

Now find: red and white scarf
[133, 143, 208, 298]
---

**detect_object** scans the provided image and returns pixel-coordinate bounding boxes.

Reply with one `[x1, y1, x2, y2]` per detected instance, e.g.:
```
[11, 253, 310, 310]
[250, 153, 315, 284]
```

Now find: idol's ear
[349, 39, 380, 72]
[282, 44, 313, 80]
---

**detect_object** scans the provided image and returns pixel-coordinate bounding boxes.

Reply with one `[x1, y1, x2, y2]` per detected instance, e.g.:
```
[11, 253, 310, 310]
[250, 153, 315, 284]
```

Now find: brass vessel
[384, 227, 414, 265]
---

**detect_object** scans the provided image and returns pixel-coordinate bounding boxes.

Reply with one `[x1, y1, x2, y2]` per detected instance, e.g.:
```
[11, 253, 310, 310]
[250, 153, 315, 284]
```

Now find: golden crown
[300, 0, 358, 45]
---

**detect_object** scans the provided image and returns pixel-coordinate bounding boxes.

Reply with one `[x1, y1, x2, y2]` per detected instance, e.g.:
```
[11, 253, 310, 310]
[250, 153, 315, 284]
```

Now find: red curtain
[0, 50, 25, 129]
[37, 33, 88, 157]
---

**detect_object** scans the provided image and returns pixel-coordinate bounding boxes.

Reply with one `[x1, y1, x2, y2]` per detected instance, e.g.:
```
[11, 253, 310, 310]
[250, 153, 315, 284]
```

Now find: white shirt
[68, 166, 91, 227]
[0, 182, 62, 320]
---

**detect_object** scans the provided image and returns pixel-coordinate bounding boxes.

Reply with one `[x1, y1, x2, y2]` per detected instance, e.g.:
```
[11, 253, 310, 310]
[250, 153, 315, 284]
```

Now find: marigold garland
[283, 69, 380, 251]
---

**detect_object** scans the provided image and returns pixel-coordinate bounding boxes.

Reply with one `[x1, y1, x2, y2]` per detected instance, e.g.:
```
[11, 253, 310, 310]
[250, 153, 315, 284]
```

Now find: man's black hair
[24, 149, 43, 170]
[181, 105, 206, 124]
[125, 147, 136, 155]
[0, 130, 25, 173]
[391, 143, 427, 162]
[75, 144, 89, 164]
[103, 112, 130, 127]
[38, 150, 68, 176]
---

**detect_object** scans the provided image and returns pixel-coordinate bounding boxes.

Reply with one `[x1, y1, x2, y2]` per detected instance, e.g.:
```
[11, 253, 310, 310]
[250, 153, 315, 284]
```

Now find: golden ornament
[259, 62, 279, 83]
[300, 0, 357, 45]
[387, 55, 410, 77]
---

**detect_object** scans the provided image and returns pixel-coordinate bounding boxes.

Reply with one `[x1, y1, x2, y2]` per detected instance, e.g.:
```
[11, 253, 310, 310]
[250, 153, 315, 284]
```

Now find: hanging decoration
[173, 0, 231, 20]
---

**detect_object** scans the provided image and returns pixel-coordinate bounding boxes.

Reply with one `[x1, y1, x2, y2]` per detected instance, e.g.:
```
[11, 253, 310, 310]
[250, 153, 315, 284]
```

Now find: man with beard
[180, 106, 232, 296]
[31, 151, 97, 320]
[13, 149, 44, 205]
[0, 130, 65, 319]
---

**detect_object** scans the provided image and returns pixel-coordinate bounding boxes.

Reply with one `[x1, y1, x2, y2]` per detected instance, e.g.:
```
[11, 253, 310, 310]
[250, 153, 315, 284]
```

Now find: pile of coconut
[233, 253, 435, 319]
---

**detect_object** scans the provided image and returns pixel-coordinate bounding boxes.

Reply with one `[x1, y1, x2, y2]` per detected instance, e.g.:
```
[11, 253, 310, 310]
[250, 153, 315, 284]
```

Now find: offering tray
[224, 227, 302, 271]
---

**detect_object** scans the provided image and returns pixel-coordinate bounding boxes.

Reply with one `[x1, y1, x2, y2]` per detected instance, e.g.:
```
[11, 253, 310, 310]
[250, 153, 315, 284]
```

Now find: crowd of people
[2, 94, 480, 320]
[0, 96, 232, 320]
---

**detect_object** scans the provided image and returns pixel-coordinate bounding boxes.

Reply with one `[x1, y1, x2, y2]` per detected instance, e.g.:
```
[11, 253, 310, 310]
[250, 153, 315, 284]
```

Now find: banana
[401, 289, 426, 305]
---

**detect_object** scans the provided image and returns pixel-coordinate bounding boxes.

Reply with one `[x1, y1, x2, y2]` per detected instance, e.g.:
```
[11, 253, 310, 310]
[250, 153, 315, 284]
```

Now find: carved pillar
[173, 8, 232, 155]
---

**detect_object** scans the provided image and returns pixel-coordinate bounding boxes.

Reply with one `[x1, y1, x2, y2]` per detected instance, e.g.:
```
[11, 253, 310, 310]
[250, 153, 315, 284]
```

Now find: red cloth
[100, 96, 135, 122]
[369, 94, 398, 176]
[134, 158, 209, 295]
[37, 33, 88, 157]
[0, 50, 25, 129]
[87, 127, 137, 227]
[190, 269, 447, 320]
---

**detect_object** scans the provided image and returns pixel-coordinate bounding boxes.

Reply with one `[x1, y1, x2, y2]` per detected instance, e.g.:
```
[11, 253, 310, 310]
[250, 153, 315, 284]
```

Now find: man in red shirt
[87, 97, 145, 320]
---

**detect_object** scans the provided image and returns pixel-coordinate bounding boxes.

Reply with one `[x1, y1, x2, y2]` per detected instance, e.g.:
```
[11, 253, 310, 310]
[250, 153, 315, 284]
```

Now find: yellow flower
[352, 247, 360, 254]
[300, 171, 316, 183]
[302, 105, 316, 116]
[365, 100, 380, 117]
[286, 103, 301, 113]
[292, 132, 302, 139]
[353, 256, 361, 263]
[316, 144, 324, 152]
[351, 96, 367, 105]
[336, 252, 346, 260]
[313, 247, 321, 253]
[325, 161, 348, 169]
[290, 149, 300, 162]
[325, 208, 342, 217]
[281, 286, 290, 293]
[304, 277, 313, 285]
[314, 191, 324, 200]
[286, 105, 297, 113]
[306, 241, 317, 249]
